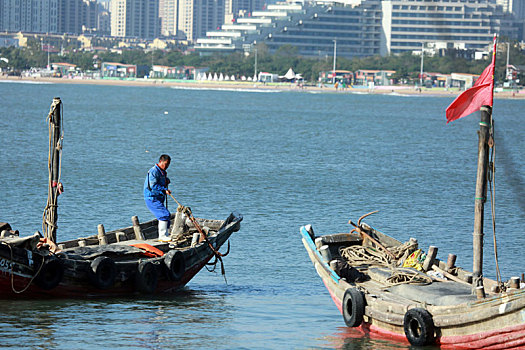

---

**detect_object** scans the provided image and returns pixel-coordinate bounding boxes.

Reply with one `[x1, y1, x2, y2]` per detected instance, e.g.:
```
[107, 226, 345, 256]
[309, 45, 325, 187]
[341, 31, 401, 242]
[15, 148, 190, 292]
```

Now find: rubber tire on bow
[135, 261, 158, 294]
[35, 257, 64, 290]
[164, 250, 185, 281]
[403, 308, 436, 346]
[342, 288, 365, 327]
[88, 256, 117, 290]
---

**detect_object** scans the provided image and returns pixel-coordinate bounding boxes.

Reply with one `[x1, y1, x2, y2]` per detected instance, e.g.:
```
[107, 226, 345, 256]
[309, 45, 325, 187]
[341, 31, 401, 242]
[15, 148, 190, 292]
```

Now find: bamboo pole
[472, 106, 491, 288]
[44, 97, 62, 243]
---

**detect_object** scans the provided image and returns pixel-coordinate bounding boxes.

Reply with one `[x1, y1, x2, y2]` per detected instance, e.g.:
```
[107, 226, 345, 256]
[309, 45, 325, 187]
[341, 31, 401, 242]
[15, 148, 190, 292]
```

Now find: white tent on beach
[279, 68, 296, 82]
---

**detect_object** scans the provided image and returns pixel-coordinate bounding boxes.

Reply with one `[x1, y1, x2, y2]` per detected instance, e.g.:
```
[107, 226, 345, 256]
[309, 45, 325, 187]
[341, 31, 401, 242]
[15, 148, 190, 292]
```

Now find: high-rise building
[0, 0, 98, 35]
[196, 0, 519, 58]
[381, 0, 512, 55]
[230, 0, 264, 18]
[159, 0, 179, 37]
[178, 0, 225, 41]
[110, 0, 160, 39]
[97, 8, 111, 35]
[81, 0, 98, 32]
[57, 0, 82, 34]
[511, 0, 525, 20]
[110, 0, 127, 37]
[0, 0, 59, 33]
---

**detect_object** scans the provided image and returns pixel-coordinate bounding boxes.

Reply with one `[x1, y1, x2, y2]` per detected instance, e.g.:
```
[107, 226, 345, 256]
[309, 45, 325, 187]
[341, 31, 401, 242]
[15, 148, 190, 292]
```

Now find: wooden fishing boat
[300, 36, 525, 348]
[0, 97, 242, 298]
[300, 215, 525, 348]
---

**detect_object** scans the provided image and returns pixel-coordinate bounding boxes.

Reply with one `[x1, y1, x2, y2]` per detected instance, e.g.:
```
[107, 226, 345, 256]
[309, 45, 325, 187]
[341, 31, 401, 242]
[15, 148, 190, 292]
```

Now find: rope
[488, 117, 502, 287]
[340, 239, 417, 268]
[168, 193, 229, 283]
[1, 241, 45, 294]
[340, 245, 393, 267]
[383, 268, 433, 288]
[340, 236, 429, 287]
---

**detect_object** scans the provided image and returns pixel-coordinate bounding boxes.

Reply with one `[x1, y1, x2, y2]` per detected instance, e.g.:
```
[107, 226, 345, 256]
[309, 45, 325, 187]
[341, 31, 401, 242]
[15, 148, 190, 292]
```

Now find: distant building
[229, 0, 264, 21]
[52, 62, 77, 76]
[196, 0, 383, 58]
[97, 8, 111, 35]
[81, 0, 98, 33]
[196, 0, 520, 58]
[354, 69, 395, 86]
[0, 0, 59, 33]
[150, 64, 196, 79]
[178, 0, 225, 42]
[159, 0, 179, 37]
[0, 0, 98, 35]
[319, 70, 353, 85]
[381, 0, 515, 55]
[110, 0, 160, 39]
[102, 61, 137, 78]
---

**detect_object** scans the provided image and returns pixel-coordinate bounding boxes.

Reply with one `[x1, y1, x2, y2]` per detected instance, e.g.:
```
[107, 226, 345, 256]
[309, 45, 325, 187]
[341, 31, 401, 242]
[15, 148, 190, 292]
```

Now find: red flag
[446, 35, 497, 123]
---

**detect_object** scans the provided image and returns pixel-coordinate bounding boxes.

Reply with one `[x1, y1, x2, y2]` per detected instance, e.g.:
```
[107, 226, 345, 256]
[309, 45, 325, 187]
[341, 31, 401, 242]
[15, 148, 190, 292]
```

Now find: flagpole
[472, 33, 497, 292]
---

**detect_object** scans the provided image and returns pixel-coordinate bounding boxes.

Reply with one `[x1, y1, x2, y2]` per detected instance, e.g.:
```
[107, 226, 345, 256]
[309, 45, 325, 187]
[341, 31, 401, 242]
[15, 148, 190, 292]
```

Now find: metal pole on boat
[472, 105, 491, 289]
[332, 39, 337, 84]
[419, 42, 424, 87]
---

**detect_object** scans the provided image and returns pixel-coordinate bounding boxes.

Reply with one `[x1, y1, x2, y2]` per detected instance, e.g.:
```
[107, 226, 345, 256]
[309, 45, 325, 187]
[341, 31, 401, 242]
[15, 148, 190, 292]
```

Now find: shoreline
[2, 75, 524, 99]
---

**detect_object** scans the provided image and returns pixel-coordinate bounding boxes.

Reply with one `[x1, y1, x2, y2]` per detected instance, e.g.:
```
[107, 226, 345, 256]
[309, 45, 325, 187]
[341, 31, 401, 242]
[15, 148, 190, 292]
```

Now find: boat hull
[0, 213, 242, 298]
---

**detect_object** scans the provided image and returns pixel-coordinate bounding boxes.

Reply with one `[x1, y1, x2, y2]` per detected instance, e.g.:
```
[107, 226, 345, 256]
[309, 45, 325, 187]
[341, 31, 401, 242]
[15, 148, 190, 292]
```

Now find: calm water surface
[0, 81, 524, 349]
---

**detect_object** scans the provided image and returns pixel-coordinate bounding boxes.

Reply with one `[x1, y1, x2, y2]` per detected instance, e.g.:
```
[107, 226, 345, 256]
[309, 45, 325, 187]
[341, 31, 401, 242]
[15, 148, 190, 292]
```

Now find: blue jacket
[144, 164, 170, 201]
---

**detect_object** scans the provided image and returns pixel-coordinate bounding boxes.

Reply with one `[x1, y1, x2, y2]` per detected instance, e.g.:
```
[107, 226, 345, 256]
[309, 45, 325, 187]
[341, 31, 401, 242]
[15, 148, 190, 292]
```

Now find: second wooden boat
[300, 35, 525, 348]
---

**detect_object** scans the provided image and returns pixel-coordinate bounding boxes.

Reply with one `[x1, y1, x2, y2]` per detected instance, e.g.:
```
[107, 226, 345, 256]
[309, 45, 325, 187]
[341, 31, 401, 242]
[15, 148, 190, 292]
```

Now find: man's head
[158, 154, 171, 170]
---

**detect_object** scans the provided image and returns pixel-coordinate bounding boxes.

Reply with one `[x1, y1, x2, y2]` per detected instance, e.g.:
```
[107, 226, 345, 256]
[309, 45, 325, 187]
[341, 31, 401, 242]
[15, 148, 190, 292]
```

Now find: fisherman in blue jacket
[144, 154, 172, 242]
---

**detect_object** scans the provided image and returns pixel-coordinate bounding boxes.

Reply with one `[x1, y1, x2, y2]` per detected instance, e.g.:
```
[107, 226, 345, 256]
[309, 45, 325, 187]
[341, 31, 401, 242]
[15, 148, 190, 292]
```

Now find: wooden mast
[472, 106, 491, 288]
[43, 97, 62, 243]
[472, 33, 497, 290]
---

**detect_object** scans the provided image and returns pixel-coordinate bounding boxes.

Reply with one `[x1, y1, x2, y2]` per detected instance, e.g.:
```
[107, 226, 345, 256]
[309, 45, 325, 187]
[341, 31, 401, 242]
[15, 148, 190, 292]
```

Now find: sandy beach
[2, 75, 524, 99]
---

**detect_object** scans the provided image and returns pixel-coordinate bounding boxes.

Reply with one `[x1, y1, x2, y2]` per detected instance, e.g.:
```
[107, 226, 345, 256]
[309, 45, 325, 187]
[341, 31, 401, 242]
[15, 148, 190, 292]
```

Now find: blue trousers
[145, 198, 170, 225]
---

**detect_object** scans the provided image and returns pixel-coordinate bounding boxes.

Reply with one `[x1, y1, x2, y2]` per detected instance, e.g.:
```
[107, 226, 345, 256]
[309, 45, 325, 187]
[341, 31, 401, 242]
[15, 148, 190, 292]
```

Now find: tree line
[1, 40, 524, 84]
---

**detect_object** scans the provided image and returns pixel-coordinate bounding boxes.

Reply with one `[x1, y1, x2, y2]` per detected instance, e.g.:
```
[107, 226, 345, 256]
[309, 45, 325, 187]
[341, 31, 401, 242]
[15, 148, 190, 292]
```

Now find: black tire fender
[88, 256, 117, 290]
[164, 250, 185, 281]
[403, 308, 436, 346]
[342, 288, 365, 327]
[35, 257, 64, 290]
[135, 261, 158, 294]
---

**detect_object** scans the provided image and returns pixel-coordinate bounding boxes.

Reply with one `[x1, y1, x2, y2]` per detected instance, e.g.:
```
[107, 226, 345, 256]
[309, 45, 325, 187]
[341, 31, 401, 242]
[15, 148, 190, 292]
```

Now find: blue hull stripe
[300, 226, 340, 283]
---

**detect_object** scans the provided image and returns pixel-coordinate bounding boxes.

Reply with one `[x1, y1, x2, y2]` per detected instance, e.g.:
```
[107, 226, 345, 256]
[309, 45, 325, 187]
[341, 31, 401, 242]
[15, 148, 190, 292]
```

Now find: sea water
[0, 81, 524, 349]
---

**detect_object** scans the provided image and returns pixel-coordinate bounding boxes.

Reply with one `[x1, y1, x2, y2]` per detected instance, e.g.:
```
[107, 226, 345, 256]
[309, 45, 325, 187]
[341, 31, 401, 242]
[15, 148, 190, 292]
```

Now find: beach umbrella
[213, 73, 218, 81]
[225, 75, 230, 81]
[241, 76, 246, 81]
[207, 73, 213, 81]
[219, 73, 224, 81]
[231, 75, 235, 81]
[247, 77, 252, 81]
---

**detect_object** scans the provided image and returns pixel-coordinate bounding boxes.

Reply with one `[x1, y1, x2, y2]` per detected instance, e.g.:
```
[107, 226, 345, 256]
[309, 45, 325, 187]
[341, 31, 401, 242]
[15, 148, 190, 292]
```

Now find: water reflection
[0, 289, 233, 349]
[323, 325, 439, 350]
